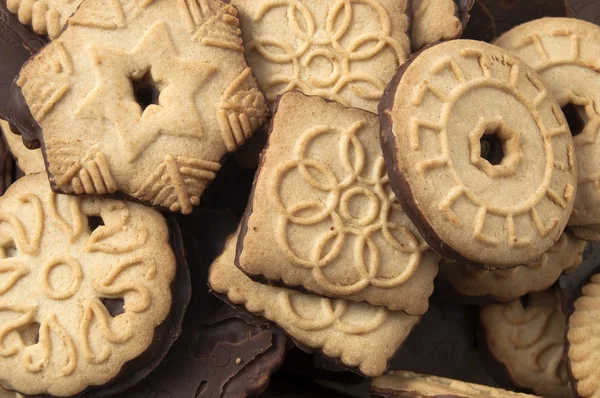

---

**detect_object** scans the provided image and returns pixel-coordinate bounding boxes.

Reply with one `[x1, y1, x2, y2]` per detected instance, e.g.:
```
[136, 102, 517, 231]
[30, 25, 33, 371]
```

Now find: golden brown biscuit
[380, 39, 577, 268]
[371, 371, 541, 397]
[412, 0, 462, 50]
[566, 272, 600, 398]
[480, 289, 570, 398]
[0, 173, 176, 397]
[495, 18, 600, 229]
[210, 231, 420, 377]
[16, 0, 268, 214]
[232, 0, 411, 113]
[6, 0, 82, 38]
[0, 120, 45, 175]
[570, 224, 600, 242]
[439, 231, 586, 302]
[237, 92, 440, 314]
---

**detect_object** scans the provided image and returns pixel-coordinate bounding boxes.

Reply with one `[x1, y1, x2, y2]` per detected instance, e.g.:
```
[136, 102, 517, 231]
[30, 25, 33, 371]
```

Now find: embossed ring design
[251, 0, 407, 104]
[272, 121, 427, 295]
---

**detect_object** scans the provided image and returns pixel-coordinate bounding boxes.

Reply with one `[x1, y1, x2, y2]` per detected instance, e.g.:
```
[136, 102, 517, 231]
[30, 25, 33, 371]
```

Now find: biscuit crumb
[235, 358, 242, 364]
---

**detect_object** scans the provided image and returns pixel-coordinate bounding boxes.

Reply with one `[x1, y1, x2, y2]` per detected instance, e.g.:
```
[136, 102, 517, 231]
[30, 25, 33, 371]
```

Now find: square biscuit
[236, 92, 439, 314]
[210, 231, 420, 377]
[232, 0, 411, 114]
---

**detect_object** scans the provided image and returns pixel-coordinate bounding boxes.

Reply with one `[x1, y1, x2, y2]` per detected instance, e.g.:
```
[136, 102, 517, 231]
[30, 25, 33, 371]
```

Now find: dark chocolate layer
[566, 0, 600, 25]
[462, 0, 567, 42]
[114, 208, 287, 398]
[0, 132, 14, 195]
[454, 0, 476, 28]
[390, 299, 478, 381]
[0, 0, 45, 146]
[9, 84, 41, 148]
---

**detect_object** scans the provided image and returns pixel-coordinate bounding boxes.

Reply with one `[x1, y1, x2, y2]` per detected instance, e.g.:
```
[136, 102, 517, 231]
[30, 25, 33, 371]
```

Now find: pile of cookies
[0, 0, 600, 397]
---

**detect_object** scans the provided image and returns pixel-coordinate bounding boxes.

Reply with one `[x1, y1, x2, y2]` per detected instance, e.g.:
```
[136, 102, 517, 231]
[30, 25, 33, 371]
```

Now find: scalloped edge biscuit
[209, 231, 420, 377]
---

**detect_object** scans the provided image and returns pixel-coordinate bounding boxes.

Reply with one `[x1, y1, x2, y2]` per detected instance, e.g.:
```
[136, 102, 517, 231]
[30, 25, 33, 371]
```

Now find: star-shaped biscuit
[16, 0, 267, 214]
[76, 21, 217, 161]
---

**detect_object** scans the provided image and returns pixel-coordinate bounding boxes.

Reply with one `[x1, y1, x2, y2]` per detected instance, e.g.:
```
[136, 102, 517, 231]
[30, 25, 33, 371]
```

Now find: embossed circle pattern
[273, 122, 431, 294]
[382, 40, 577, 268]
[236, 0, 411, 113]
[495, 18, 600, 227]
[0, 174, 175, 397]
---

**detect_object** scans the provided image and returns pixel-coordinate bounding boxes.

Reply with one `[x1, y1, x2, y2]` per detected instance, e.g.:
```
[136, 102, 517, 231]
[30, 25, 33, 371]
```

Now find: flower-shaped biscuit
[0, 174, 176, 397]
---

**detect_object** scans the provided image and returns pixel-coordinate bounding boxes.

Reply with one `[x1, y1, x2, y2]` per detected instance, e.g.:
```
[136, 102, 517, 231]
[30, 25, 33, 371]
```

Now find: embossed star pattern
[76, 21, 216, 161]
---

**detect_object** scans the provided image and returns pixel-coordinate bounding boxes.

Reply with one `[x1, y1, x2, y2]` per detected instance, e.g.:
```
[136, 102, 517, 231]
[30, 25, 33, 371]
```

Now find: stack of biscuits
[0, 0, 599, 397]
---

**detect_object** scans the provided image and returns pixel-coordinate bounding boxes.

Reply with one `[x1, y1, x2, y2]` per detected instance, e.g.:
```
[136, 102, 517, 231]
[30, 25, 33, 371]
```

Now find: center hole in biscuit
[132, 72, 160, 111]
[479, 129, 505, 166]
[519, 294, 531, 308]
[2, 243, 17, 258]
[562, 102, 587, 137]
[20, 322, 40, 346]
[87, 216, 104, 232]
[101, 298, 125, 317]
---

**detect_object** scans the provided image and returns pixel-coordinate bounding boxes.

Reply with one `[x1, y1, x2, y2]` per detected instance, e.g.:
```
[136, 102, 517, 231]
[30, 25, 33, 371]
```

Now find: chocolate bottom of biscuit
[433, 276, 516, 306]
[390, 298, 479, 381]
[13, 216, 192, 398]
[0, 0, 46, 130]
[8, 85, 42, 149]
[114, 208, 287, 398]
[462, 0, 567, 42]
[0, 133, 14, 195]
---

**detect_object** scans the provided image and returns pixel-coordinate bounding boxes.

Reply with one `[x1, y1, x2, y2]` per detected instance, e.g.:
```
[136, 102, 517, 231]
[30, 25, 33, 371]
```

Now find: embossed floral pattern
[233, 0, 410, 113]
[0, 174, 175, 397]
[238, 93, 439, 314]
[273, 121, 429, 295]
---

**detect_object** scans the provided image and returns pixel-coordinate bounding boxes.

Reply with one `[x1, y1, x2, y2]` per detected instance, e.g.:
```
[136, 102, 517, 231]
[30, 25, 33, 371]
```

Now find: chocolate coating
[200, 152, 257, 218]
[454, 0, 476, 28]
[0, 0, 45, 142]
[462, 0, 567, 41]
[566, 0, 600, 25]
[22, 217, 193, 398]
[115, 208, 287, 398]
[0, 133, 14, 195]
[378, 45, 488, 268]
[9, 84, 41, 148]
[559, 242, 600, 314]
[390, 298, 479, 381]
